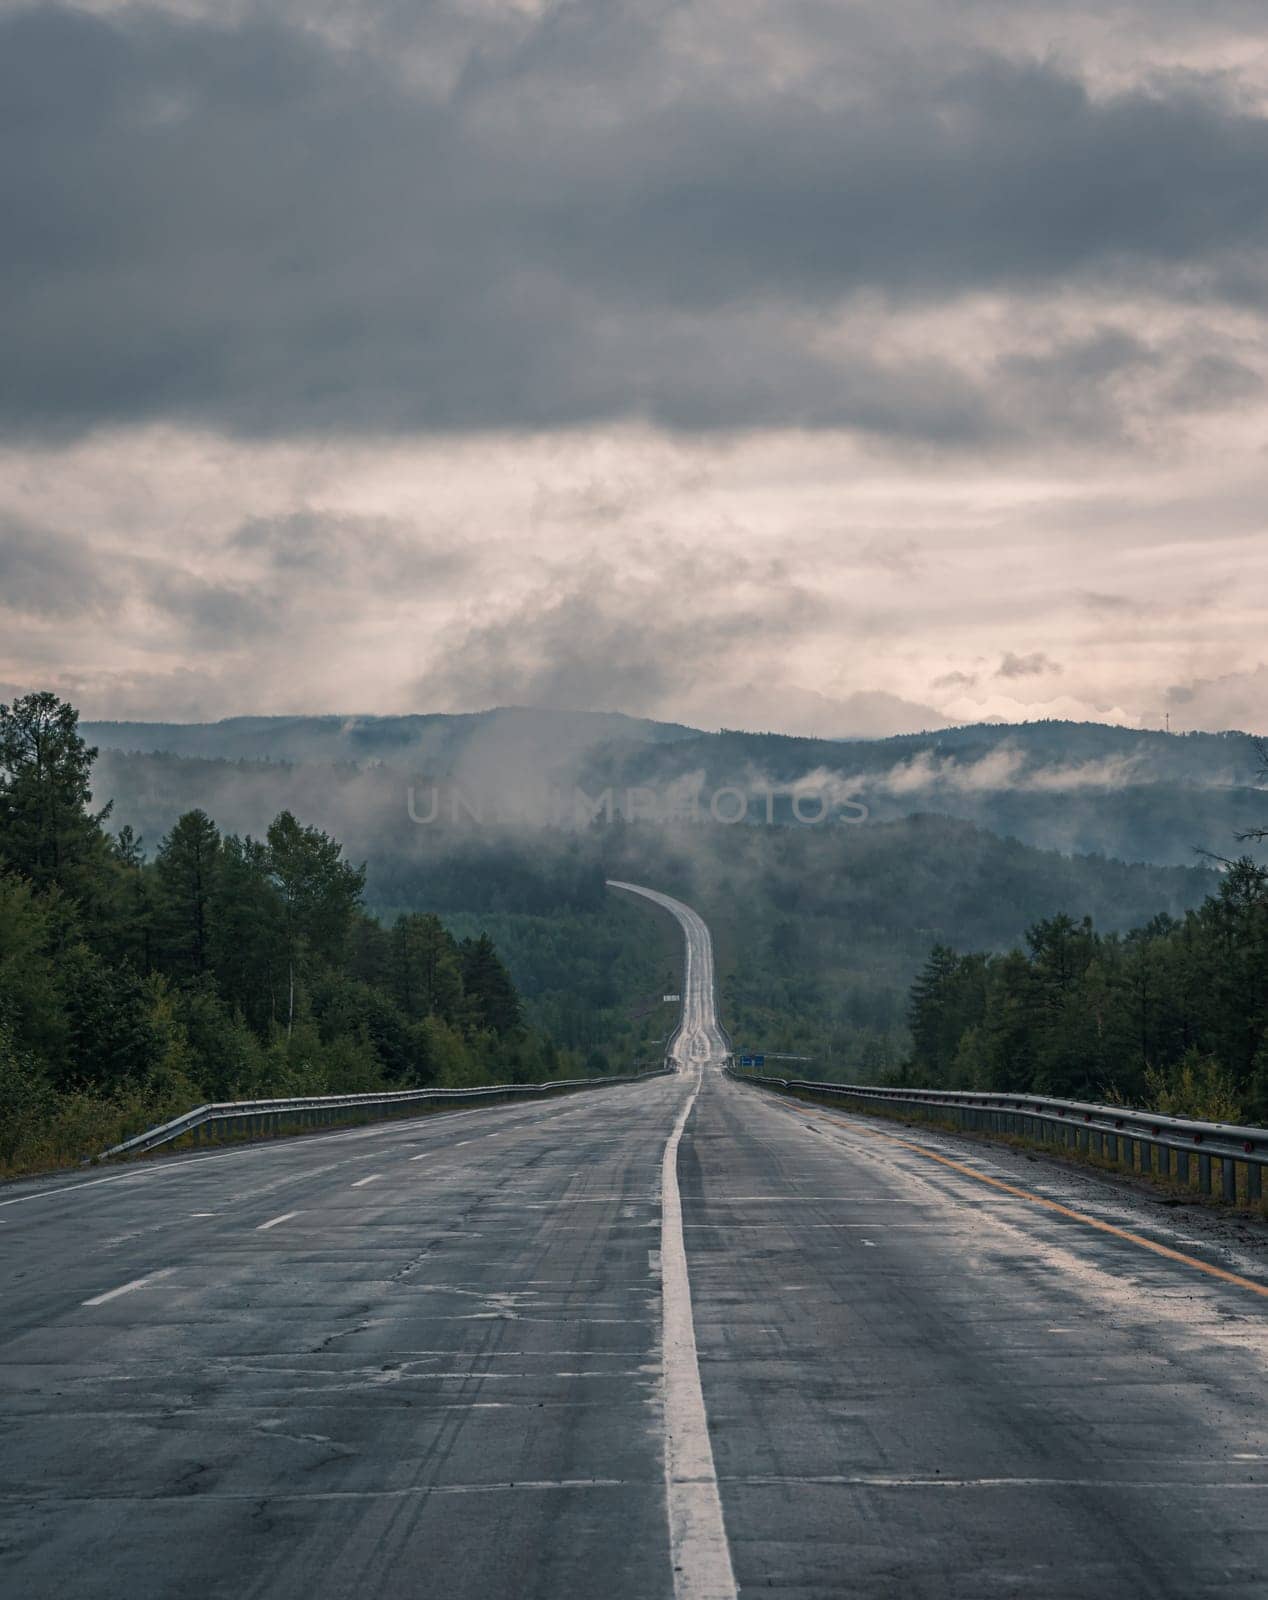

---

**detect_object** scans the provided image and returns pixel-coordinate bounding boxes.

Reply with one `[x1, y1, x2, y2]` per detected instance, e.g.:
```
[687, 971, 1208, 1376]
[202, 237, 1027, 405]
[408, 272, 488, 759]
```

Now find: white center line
[83, 1268, 176, 1306]
[661, 1065, 737, 1600]
[351, 1174, 384, 1188]
[256, 1211, 301, 1231]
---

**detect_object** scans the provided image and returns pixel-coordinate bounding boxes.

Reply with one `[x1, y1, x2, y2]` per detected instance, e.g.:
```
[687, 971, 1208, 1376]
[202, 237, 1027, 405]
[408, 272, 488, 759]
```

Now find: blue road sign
[740, 1055, 753, 1067]
[752, 1054, 765, 1067]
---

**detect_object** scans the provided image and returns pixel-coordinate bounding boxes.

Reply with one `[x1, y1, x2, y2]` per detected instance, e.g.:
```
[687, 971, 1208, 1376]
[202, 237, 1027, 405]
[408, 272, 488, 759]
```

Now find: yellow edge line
[783, 1097, 1268, 1302]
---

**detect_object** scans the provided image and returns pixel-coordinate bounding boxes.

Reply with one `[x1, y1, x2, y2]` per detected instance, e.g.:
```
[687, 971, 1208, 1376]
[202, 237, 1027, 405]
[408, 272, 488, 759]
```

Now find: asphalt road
[3, 884, 1268, 1598]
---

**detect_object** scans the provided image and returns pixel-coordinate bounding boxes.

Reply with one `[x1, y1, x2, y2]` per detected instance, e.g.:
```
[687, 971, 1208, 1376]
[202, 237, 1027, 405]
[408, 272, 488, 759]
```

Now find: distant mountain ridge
[82, 706, 698, 768]
[79, 708, 1248, 1077]
[84, 708, 1266, 868]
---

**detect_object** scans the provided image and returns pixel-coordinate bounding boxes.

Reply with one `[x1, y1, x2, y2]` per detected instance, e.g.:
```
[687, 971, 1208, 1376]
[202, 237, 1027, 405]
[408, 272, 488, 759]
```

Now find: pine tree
[155, 810, 221, 976]
[0, 692, 109, 896]
[266, 812, 366, 1037]
[460, 933, 522, 1037]
[390, 913, 464, 1025]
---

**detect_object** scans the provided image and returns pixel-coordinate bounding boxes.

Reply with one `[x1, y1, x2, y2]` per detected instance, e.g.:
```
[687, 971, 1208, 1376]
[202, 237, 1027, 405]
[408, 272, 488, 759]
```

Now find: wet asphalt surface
[3, 1068, 1268, 1598]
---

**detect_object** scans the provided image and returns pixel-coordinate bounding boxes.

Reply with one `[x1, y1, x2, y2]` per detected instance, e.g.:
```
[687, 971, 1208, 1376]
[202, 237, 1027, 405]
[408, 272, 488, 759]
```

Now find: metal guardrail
[728, 1070, 1268, 1204]
[100, 1066, 675, 1161]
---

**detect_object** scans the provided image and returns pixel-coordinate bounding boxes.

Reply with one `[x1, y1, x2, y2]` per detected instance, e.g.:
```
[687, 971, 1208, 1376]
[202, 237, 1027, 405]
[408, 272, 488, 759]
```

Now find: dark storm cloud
[145, 570, 272, 648]
[3, 4, 1268, 439]
[996, 651, 1063, 678]
[232, 510, 473, 586]
[1, 510, 258, 643]
[0, 515, 118, 616]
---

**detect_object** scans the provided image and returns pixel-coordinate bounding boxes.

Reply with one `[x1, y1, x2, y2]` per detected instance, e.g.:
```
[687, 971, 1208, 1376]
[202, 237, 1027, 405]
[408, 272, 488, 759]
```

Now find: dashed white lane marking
[0, 1098, 619, 1213]
[409, 1153, 429, 1162]
[256, 1211, 301, 1231]
[661, 1066, 737, 1600]
[351, 1174, 384, 1188]
[82, 1268, 176, 1306]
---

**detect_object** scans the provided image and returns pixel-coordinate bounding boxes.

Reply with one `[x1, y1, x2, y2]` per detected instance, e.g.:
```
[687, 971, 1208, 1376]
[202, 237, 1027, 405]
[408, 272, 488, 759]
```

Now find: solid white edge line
[661, 1065, 738, 1600]
[256, 1211, 301, 1231]
[82, 1267, 176, 1306]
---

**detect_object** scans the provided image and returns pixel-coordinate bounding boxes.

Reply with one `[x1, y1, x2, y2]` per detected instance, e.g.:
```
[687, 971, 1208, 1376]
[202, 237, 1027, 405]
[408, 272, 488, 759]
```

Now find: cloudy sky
[2, 0, 1267, 736]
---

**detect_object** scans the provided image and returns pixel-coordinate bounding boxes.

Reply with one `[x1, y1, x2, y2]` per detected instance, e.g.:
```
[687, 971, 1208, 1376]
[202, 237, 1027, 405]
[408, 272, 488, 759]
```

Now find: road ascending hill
[3, 886, 1267, 1597]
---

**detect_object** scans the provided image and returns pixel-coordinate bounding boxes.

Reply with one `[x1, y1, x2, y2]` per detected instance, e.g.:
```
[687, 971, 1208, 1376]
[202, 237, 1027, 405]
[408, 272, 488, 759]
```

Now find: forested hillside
[45, 710, 1237, 1096]
[585, 812, 1218, 1077]
[0, 694, 590, 1178]
[575, 721, 1266, 866]
[902, 857, 1268, 1121]
[87, 711, 1268, 866]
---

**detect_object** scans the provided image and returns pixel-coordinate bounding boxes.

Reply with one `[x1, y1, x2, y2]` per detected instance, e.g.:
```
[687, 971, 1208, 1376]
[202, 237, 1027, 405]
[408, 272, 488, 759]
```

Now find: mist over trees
[0, 694, 571, 1177]
[4, 693, 1246, 1179]
[83, 715, 1225, 1086]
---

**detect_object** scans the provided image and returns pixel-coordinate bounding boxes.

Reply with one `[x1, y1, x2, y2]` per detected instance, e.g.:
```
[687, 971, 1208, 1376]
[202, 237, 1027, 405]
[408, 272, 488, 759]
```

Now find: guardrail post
[1249, 1163, 1263, 1204]
[1222, 1158, 1237, 1204]
[1198, 1152, 1212, 1194]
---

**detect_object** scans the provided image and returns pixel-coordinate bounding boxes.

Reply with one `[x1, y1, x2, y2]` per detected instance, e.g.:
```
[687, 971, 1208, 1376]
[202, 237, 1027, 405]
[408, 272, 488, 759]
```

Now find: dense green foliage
[902, 859, 1268, 1121]
[80, 730, 1222, 1081]
[44, 708, 1233, 1101]
[0, 695, 573, 1176]
[372, 812, 1212, 1078]
[435, 900, 684, 1075]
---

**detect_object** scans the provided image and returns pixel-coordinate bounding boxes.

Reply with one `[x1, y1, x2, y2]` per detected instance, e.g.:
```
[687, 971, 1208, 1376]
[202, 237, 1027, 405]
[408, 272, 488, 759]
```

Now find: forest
[902, 858, 1268, 1121]
[4, 694, 1242, 1180]
[0, 694, 580, 1177]
[84, 732, 1225, 1082]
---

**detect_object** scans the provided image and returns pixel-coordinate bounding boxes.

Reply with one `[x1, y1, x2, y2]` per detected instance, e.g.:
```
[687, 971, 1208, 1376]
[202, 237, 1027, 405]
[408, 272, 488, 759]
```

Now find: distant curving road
[3, 884, 1268, 1597]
